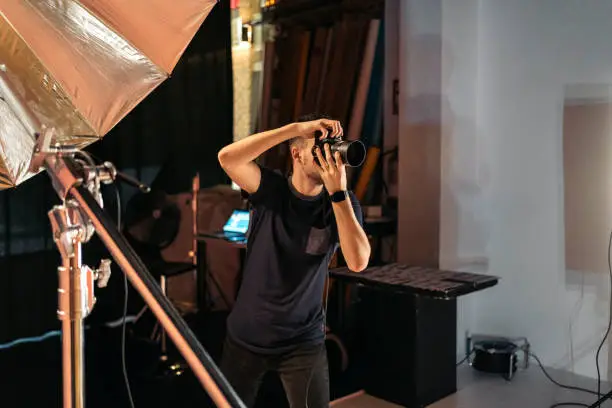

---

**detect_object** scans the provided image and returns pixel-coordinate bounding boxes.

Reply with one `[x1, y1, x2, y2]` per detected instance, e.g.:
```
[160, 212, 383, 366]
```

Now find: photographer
[216, 113, 371, 408]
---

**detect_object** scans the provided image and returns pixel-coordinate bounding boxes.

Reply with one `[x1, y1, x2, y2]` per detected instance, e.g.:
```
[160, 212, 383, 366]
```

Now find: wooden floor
[331, 364, 612, 408]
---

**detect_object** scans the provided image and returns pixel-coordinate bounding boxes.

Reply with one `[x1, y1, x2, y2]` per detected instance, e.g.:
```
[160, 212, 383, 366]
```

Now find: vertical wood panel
[563, 102, 612, 273]
[399, 122, 441, 267]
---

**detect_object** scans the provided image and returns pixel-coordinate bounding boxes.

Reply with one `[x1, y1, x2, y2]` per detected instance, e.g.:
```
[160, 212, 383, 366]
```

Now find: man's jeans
[220, 336, 330, 408]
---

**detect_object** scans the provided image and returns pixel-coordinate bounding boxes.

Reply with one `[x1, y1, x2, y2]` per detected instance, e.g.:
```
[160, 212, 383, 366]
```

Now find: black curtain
[0, 0, 233, 343]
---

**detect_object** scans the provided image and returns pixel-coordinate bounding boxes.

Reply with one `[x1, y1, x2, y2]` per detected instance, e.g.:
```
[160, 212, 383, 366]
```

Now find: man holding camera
[216, 113, 371, 407]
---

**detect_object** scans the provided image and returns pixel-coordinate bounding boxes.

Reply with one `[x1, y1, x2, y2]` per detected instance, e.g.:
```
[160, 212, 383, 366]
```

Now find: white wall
[439, 0, 483, 367]
[438, 0, 612, 378]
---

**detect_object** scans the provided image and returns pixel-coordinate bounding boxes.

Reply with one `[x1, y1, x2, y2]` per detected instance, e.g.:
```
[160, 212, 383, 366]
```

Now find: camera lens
[343, 140, 366, 167]
[311, 138, 367, 167]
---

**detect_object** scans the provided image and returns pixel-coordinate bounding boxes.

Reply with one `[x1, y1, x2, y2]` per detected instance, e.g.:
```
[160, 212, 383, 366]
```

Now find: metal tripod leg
[38, 149, 245, 408]
[58, 256, 85, 408]
[51, 205, 90, 408]
[51, 203, 111, 408]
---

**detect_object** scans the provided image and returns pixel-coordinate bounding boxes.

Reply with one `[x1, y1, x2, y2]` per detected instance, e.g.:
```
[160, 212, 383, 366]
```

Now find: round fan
[124, 190, 181, 250]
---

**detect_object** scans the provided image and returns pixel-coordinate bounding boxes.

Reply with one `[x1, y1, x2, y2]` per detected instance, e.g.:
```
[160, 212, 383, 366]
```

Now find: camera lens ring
[345, 140, 367, 167]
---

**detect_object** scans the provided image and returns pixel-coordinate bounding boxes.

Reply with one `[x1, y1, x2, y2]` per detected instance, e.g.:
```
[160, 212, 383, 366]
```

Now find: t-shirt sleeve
[247, 165, 286, 209]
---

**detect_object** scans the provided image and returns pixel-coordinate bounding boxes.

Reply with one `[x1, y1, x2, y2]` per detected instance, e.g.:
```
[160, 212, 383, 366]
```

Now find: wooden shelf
[262, 0, 383, 27]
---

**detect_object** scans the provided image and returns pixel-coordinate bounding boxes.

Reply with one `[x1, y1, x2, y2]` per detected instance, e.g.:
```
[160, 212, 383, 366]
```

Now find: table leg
[196, 240, 208, 311]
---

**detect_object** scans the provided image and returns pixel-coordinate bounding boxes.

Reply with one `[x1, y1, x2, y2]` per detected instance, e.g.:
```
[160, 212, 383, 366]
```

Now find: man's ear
[290, 145, 301, 163]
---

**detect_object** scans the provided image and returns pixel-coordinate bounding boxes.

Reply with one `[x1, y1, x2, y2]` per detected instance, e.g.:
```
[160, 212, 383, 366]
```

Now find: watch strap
[330, 190, 348, 203]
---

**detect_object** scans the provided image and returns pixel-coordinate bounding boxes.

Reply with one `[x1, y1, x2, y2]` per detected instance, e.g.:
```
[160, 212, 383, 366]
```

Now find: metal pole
[51, 204, 87, 408]
[43, 155, 245, 408]
[69, 239, 85, 408]
[58, 256, 81, 408]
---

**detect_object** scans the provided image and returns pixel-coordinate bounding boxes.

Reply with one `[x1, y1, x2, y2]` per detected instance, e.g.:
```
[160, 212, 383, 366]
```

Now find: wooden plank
[315, 26, 334, 112]
[329, 18, 370, 126]
[302, 27, 330, 115]
[346, 19, 380, 141]
[319, 19, 348, 117]
[276, 28, 302, 125]
[292, 30, 312, 119]
[259, 40, 275, 131]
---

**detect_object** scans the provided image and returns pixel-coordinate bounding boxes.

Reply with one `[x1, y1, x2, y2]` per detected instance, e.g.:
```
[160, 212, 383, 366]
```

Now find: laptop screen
[223, 209, 250, 234]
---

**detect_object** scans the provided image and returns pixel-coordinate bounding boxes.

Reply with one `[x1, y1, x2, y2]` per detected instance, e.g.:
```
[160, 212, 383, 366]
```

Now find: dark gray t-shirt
[226, 165, 363, 354]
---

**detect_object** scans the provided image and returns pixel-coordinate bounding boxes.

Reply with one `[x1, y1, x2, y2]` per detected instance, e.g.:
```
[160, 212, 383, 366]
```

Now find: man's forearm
[218, 123, 297, 168]
[332, 200, 370, 272]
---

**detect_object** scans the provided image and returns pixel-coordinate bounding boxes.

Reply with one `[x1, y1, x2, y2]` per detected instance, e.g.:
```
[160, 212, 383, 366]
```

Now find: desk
[330, 263, 499, 408]
[196, 234, 247, 311]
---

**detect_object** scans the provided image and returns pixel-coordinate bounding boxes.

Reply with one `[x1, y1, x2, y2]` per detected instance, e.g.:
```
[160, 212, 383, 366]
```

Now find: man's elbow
[348, 261, 368, 273]
[217, 147, 231, 169]
[346, 242, 371, 272]
[347, 254, 370, 273]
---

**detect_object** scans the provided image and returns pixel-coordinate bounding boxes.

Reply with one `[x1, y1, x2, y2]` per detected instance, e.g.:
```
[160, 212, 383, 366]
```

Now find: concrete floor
[331, 364, 612, 408]
[4, 312, 612, 408]
[331, 391, 402, 407]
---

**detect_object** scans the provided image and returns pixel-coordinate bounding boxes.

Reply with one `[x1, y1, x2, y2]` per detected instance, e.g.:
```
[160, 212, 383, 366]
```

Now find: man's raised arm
[217, 124, 298, 194]
[217, 119, 336, 193]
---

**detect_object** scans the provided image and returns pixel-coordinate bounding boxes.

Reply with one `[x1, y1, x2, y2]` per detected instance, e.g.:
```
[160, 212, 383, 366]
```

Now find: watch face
[331, 191, 347, 202]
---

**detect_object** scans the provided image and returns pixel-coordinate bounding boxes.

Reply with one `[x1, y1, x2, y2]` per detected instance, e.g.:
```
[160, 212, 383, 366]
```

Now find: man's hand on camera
[314, 143, 347, 194]
[295, 119, 343, 139]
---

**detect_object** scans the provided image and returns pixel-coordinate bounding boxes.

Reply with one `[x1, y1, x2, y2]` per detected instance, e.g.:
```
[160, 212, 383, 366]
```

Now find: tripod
[49, 201, 111, 408]
[31, 128, 245, 408]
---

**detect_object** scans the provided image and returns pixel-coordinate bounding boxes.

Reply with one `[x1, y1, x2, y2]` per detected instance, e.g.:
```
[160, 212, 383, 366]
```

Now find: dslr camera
[312, 130, 367, 167]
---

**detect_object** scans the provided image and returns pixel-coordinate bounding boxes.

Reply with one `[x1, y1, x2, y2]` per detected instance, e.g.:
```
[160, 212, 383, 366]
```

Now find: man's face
[292, 138, 322, 183]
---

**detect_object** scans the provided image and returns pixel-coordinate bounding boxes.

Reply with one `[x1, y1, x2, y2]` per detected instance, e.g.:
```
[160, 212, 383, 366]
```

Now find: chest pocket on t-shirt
[305, 226, 332, 255]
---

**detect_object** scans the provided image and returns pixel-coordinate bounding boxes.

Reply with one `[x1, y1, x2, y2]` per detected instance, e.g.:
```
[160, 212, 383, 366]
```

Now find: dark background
[0, 0, 233, 344]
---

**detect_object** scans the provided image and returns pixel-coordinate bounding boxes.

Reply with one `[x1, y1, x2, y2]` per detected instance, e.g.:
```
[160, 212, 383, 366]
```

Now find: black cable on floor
[532, 349, 607, 408]
[532, 230, 612, 408]
[114, 184, 135, 408]
[456, 349, 474, 366]
[594, 230, 612, 403]
[530, 352, 599, 396]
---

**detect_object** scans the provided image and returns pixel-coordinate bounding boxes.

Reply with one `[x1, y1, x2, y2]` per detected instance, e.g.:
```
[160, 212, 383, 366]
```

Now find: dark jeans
[220, 336, 330, 408]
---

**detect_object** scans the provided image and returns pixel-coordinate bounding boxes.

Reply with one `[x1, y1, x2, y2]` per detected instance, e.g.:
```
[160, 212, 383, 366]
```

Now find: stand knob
[95, 259, 112, 288]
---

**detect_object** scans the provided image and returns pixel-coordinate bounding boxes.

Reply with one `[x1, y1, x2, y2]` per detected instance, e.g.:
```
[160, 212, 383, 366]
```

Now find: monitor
[222, 209, 250, 234]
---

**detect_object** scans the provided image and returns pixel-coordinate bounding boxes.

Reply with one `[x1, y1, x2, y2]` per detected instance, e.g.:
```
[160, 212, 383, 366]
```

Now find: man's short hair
[288, 112, 332, 150]
[297, 112, 331, 122]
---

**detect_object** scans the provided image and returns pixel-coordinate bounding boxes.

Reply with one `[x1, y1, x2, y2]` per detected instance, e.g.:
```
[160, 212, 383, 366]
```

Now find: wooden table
[329, 263, 499, 408]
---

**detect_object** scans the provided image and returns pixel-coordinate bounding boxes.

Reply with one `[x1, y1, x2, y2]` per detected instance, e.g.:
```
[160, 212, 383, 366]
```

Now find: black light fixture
[465, 334, 530, 381]
[242, 24, 252, 44]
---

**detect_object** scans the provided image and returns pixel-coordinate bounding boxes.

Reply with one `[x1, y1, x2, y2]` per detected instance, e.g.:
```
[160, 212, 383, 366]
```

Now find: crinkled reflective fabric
[0, 0, 216, 189]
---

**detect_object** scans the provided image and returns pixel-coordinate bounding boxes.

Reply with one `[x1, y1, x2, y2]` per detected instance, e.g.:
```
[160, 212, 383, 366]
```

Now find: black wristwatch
[330, 190, 348, 203]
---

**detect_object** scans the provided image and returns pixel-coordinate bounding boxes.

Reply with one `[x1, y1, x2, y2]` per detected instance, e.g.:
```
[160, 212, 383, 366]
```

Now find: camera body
[312, 136, 366, 168]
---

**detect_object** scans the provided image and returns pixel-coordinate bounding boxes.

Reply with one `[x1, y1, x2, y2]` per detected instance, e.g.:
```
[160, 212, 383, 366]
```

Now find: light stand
[50, 201, 112, 408]
[32, 129, 245, 408]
